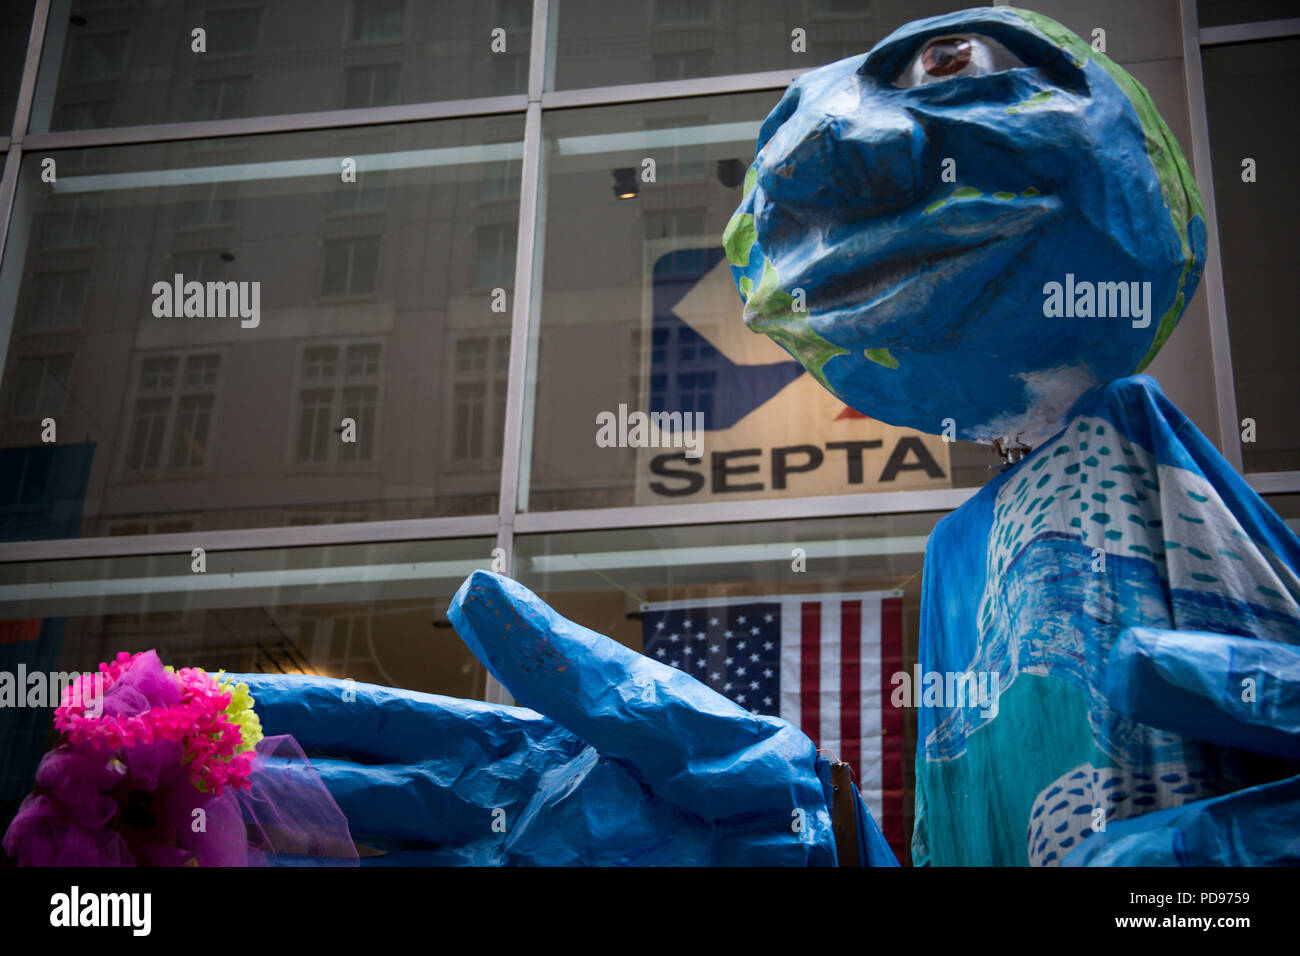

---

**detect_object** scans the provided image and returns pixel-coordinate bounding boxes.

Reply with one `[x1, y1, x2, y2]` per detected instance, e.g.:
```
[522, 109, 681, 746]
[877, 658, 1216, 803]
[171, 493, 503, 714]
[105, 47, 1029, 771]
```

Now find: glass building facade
[1, 0, 1297, 857]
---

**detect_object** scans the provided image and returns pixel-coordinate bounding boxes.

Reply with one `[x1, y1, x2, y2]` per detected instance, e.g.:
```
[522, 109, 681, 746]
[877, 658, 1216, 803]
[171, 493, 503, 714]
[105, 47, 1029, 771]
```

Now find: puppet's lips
[807, 235, 1005, 315]
[747, 194, 1054, 326]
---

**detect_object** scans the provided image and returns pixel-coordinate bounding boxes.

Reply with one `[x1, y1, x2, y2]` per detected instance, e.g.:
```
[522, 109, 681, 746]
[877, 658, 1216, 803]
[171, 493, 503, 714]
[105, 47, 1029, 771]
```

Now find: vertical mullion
[10, 0, 50, 143]
[0, 1, 53, 380]
[486, 0, 550, 704]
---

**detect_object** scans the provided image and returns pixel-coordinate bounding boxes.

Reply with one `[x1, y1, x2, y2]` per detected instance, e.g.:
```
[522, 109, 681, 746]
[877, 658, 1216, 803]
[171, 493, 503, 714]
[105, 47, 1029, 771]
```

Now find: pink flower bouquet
[3, 650, 356, 866]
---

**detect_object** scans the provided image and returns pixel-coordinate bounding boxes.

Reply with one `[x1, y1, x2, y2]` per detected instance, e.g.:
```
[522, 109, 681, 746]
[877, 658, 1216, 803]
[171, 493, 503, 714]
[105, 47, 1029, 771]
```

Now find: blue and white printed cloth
[914, 375, 1300, 865]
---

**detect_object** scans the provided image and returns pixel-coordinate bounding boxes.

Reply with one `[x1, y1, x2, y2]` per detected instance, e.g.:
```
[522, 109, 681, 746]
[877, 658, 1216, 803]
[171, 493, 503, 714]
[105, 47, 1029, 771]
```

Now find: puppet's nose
[759, 105, 922, 220]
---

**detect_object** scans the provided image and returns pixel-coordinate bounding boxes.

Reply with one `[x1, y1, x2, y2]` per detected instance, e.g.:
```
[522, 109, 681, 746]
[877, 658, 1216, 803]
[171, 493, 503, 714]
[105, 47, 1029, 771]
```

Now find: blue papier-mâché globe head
[726, 6, 1207, 448]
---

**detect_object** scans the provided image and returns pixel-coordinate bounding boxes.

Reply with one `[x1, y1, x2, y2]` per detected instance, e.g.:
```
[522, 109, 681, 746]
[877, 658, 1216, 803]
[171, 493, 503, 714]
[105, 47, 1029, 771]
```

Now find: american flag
[641, 590, 904, 856]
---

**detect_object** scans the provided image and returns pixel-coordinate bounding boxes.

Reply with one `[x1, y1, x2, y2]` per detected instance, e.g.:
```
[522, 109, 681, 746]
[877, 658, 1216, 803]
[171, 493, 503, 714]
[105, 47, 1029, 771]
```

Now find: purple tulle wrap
[2, 652, 357, 866]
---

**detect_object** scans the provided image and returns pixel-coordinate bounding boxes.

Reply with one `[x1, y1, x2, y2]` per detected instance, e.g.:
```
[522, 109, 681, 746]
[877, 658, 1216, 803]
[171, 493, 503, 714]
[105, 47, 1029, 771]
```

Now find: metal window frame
[1199, 17, 1300, 46]
[1179, 0, 1300, 490]
[0, 2, 1297, 638]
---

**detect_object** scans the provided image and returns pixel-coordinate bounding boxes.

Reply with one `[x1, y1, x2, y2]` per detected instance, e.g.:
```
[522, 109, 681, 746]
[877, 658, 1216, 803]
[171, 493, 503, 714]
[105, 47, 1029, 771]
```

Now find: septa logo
[634, 245, 951, 503]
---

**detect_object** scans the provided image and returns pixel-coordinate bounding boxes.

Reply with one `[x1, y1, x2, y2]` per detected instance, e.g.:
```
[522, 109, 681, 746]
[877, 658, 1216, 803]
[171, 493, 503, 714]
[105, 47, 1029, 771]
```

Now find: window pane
[454, 381, 486, 460]
[348, 238, 381, 294]
[341, 385, 378, 462]
[141, 357, 177, 390]
[171, 394, 213, 468]
[1204, 38, 1300, 471]
[526, 93, 983, 512]
[183, 354, 220, 388]
[127, 398, 169, 471]
[297, 388, 334, 465]
[552, 0, 962, 91]
[32, 2, 530, 132]
[516, 512, 945, 861]
[0, 117, 520, 537]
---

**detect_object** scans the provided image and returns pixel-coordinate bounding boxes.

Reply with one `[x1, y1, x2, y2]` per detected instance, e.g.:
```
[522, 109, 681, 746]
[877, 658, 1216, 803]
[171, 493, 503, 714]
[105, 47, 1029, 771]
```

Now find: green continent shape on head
[1012, 8, 1204, 371]
[745, 257, 848, 393]
[723, 211, 756, 268]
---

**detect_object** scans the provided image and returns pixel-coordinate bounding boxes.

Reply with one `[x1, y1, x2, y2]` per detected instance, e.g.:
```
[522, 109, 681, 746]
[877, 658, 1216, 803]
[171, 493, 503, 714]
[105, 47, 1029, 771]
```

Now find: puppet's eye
[896, 34, 1026, 87]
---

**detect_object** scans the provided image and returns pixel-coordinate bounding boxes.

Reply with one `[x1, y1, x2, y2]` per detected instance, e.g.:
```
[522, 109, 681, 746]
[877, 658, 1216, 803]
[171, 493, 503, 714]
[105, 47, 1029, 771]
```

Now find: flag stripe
[860, 595, 883, 821]
[880, 595, 904, 855]
[780, 597, 802, 727]
[839, 600, 861, 781]
[818, 601, 840, 757]
[800, 601, 821, 744]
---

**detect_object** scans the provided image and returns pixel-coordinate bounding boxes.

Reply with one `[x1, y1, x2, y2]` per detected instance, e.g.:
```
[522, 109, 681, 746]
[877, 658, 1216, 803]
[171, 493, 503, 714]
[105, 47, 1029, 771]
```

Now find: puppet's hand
[1062, 627, 1300, 866]
[228, 671, 586, 864]
[231, 572, 886, 865]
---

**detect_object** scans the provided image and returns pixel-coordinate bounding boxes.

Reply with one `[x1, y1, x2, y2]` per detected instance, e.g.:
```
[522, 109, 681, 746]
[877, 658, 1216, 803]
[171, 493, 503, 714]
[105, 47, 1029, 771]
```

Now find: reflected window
[171, 394, 214, 469]
[190, 75, 251, 120]
[350, 0, 405, 43]
[53, 99, 114, 130]
[169, 250, 230, 284]
[321, 237, 381, 297]
[40, 194, 101, 250]
[7, 356, 71, 418]
[28, 271, 89, 331]
[497, 0, 532, 31]
[331, 171, 388, 214]
[204, 7, 263, 55]
[65, 30, 129, 84]
[451, 335, 508, 461]
[178, 181, 239, 229]
[345, 64, 401, 108]
[479, 151, 521, 200]
[654, 0, 712, 26]
[492, 52, 528, 96]
[294, 343, 382, 465]
[124, 353, 221, 472]
[652, 50, 713, 82]
[474, 223, 516, 288]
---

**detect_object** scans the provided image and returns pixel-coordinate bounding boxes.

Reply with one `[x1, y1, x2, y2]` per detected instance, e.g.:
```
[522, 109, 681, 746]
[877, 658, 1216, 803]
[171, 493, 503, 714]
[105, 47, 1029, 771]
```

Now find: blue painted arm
[227, 571, 893, 865]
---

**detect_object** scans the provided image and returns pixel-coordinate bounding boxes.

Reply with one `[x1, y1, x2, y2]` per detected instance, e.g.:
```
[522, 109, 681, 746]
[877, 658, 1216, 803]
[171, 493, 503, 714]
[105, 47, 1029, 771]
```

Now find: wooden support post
[830, 760, 861, 867]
